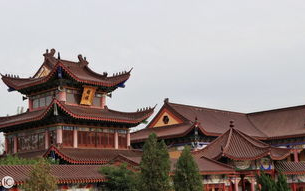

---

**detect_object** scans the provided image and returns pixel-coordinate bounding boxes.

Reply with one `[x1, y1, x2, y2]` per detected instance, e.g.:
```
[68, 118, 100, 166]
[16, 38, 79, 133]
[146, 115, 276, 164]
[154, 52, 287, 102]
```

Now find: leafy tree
[100, 163, 138, 191]
[0, 155, 37, 165]
[139, 133, 171, 191]
[276, 172, 290, 191]
[256, 171, 290, 191]
[22, 159, 57, 191]
[173, 146, 203, 191]
[0, 155, 59, 165]
[256, 172, 276, 191]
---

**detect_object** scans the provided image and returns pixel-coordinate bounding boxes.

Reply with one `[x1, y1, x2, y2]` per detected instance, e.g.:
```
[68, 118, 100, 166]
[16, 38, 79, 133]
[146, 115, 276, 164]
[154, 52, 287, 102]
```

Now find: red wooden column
[234, 177, 239, 191]
[73, 129, 78, 148]
[56, 128, 63, 145]
[292, 183, 297, 191]
[294, 149, 299, 162]
[58, 89, 66, 102]
[250, 177, 255, 191]
[101, 94, 106, 109]
[127, 130, 130, 148]
[28, 99, 33, 111]
[13, 136, 17, 153]
[4, 136, 8, 153]
[114, 131, 118, 149]
[45, 130, 49, 149]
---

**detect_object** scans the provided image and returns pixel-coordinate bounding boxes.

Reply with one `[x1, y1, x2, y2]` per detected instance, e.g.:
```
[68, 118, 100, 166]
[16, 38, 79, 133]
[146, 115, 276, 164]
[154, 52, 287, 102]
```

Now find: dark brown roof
[193, 127, 291, 161]
[248, 105, 305, 139]
[15, 149, 48, 159]
[275, 161, 305, 175]
[0, 99, 154, 130]
[2, 51, 131, 91]
[109, 151, 235, 175]
[131, 123, 195, 143]
[132, 101, 305, 142]
[0, 165, 106, 185]
[45, 146, 143, 164]
[166, 102, 266, 137]
[171, 157, 235, 175]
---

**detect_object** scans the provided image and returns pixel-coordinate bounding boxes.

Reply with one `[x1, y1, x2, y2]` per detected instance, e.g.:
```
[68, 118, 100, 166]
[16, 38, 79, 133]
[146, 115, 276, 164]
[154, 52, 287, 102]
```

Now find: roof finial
[43, 48, 56, 58]
[164, 98, 169, 103]
[229, 120, 234, 128]
[57, 52, 61, 60]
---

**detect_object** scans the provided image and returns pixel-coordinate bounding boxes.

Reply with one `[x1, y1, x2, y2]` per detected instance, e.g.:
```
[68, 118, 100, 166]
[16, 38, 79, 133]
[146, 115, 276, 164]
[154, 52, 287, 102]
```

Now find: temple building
[2, 49, 305, 191]
[0, 49, 153, 190]
[131, 99, 305, 191]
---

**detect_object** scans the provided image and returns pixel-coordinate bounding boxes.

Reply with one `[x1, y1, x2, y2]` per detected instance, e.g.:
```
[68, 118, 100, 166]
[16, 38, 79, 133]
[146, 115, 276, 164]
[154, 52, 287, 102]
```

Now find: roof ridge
[199, 156, 234, 169]
[167, 102, 246, 115]
[222, 128, 233, 153]
[247, 104, 305, 115]
[232, 128, 269, 148]
[132, 122, 192, 134]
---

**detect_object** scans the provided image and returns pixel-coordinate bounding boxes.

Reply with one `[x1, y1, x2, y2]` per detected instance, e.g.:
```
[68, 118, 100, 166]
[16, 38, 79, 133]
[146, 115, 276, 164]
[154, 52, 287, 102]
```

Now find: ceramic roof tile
[0, 165, 106, 185]
[193, 127, 291, 161]
[45, 146, 143, 164]
[0, 99, 154, 130]
[131, 123, 194, 143]
[275, 161, 305, 175]
[1, 56, 131, 90]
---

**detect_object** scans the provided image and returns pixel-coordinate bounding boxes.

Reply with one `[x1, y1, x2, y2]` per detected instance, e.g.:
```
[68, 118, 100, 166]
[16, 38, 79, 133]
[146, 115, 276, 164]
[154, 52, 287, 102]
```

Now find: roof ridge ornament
[164, 98, 169, 103]
[78, 54, 88, 65]
[43, 48, 56, 59]
[229, 120, 234, 129]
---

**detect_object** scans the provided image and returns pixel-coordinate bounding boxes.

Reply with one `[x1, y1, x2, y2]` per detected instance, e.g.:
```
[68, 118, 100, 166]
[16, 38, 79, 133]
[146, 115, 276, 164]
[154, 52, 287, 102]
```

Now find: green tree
[256, 172, 276, 191]
[0, 155, 59, 165]
[100, 163, 138, 191]
[0, 155, 37, 165]
[173, 146, 203, 191]
[22, 159, 57, 191]
[276, 172, 290, 191]
[139, 133, 171, 191]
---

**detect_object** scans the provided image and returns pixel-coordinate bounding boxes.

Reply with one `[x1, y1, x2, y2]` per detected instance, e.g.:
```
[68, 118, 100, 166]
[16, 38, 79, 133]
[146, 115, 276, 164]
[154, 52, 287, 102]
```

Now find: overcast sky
[0, 0, 305, 143]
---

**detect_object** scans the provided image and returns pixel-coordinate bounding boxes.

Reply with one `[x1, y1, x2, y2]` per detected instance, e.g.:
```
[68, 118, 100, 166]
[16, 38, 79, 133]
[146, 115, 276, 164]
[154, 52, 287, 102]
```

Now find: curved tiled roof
[1, 52, 131, 91]
[193, 127, 291, 161]
[109, 152, 235, 174]
[44, 146, 143, 164]
[275, 161, 305, 175]
[166, 102, 266, 138]
[248, 105, 305, 139]
[0, 99, 154, 130]
[0, 165, 106, 185]
[131, 123, 195, 143]
[132, 100, 305, 142]
[170, 157, 235, 175]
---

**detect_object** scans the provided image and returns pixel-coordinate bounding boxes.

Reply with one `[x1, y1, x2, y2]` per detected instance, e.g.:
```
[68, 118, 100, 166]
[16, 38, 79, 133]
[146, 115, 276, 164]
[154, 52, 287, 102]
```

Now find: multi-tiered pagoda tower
[0, 49, 153, 163]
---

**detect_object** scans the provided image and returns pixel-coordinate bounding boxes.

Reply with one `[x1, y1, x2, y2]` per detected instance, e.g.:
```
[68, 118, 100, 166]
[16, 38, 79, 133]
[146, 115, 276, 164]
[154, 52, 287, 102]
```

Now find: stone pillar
[13, 136, 18, 153]
[45, 130, 49, 149]
[114, 131, 118, 149]
[73, 129, 78, 148]
[56, 128, 63, 145]
[294, 149, 299, 162]
[127, 130, 130, 148]
[101, 94, 106, 109]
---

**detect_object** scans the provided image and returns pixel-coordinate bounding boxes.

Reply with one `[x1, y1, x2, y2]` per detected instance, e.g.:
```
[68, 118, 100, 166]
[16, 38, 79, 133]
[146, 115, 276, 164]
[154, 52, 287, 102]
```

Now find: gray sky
[0, 0, 305, 142]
